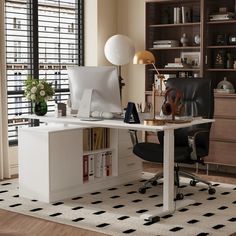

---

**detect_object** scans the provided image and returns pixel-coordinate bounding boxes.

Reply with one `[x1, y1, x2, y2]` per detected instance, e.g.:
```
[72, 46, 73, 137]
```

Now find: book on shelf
[153, 40, 179, 48]
[83, 155, 89, 182]
[93, 151, 113, 178]
[105, 151, 112, 176]
[165, 63, 191, 69]
[88, 154, 95, 181]
[182, 6, 191, 23]
[83, 128, 110, 151]
[94, 152, 103, 178]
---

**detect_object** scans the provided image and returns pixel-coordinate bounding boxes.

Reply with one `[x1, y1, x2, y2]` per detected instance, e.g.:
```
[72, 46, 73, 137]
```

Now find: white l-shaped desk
[19, 114, 213, 222]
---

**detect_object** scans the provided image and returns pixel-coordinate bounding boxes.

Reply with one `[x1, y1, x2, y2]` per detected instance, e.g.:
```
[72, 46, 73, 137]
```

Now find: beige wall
[84, 0, 117, 66]
[117, 0, 146, 107]
[84, 0, 146, 108]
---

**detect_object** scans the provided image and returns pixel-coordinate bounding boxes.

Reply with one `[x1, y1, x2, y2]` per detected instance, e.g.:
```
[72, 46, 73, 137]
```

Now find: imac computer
[67, 66, 122, 119]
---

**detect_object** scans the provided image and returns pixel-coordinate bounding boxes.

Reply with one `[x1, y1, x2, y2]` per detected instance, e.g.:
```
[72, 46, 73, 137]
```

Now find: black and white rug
[0, 174, 235, 236]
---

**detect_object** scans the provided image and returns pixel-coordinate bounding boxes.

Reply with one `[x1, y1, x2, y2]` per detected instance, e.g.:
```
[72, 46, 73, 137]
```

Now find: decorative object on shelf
[226, 53, 233, 69]
[194, 34, 200, 45]
[215, 34, 228, 45]
[234, 61, 236, 69]
[24, 78, 54, 116]
[213, 50, 226, 69]
[180, 33, 189, 47]
[215, 77, 235, 93]
[104, 34, 135, 97]
[180, 51, 200, 68]
[228, 35, 236, 45]
[133, 50, 165, 125]
[209, 11, 234, 21]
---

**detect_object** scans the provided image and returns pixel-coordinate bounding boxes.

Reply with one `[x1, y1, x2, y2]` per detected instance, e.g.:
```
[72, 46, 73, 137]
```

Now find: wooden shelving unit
[145, 0, 236, 167]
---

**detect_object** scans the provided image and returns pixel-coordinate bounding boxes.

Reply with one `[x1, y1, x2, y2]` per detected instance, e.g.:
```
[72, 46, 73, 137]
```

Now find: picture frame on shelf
[180, 52, 201, 68]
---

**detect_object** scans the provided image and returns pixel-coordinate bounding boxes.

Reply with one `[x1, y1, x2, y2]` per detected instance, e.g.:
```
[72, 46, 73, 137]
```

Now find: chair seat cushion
[133, 142, 192, 163]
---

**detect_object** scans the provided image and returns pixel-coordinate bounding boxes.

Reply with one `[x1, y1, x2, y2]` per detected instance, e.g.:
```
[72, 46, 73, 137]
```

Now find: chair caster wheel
[208, 188, 216, 195]
[139, 187, 146, 194]
[176, 193, 184, 200]
[190, 180, 197, 186]
[151, 180, 158, 186]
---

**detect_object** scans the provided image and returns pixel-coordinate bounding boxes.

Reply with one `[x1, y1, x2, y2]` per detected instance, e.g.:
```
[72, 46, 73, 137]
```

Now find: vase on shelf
[34, 100, 48, 116]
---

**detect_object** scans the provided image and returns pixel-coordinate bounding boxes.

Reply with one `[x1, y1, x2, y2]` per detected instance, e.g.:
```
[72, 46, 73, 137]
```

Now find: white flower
[26, 94, 31, 100]
[31, 94, 36, 100]
[40, 90, 45, 96]
[31, 86, 37, 93]
[39, 83, 44, 89]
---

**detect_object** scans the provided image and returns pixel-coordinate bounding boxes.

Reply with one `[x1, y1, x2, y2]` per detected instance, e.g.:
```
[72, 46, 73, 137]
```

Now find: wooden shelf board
[207, 45, 236, 49]
[150, 46, 200, 50]
[207, 20, 236, 24]
[149, 68, 200, 72]
[207, 69, 236, 72]
[149, 22, 200, 28]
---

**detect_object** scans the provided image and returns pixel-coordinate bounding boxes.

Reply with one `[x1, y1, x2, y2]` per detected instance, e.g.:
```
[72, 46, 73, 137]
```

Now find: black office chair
[131, 78, 216, 200]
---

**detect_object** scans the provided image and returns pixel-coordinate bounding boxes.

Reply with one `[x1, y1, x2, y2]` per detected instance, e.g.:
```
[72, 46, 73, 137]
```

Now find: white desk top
[22, 114, 214, 132]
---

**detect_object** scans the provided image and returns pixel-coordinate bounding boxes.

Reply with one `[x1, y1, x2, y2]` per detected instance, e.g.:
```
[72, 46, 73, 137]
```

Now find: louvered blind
[5, 0, 84, 144]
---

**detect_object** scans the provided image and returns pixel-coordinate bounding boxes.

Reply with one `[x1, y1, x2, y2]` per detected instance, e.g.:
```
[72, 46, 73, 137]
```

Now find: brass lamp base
[144, 118, 192, 126]
[144, 118, 166, 126]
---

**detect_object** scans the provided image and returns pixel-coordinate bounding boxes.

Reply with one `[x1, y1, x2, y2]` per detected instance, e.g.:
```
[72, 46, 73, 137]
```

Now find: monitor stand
[77, 89, 103, 121]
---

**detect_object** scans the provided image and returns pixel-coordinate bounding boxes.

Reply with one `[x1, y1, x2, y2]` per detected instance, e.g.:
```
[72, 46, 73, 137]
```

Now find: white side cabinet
[19, 125, 84, 202]
[19, 125, 142, 203]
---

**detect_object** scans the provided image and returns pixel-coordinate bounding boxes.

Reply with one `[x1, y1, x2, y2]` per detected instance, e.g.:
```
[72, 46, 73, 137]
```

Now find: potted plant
[24, 78, 54, 116]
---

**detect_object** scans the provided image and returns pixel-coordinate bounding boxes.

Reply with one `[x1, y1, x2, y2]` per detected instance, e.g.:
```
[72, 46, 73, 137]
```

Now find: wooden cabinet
[145, 0, 236, 167]
[206, 94, 236, 166]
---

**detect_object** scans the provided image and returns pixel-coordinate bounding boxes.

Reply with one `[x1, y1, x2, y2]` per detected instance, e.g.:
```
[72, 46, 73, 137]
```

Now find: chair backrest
[158, 78, 214, 152]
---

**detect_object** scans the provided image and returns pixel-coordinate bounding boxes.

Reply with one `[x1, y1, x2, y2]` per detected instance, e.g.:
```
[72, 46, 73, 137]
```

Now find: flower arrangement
[24, 78, 54, 103]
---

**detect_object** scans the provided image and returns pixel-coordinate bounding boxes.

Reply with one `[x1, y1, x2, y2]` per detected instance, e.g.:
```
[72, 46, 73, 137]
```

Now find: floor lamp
[104, 34, 135, 98]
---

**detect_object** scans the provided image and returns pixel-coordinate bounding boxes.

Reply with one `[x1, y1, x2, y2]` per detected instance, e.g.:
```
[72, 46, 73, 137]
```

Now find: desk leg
[163, 129, 175, 211]
[140, 129, 195, 223]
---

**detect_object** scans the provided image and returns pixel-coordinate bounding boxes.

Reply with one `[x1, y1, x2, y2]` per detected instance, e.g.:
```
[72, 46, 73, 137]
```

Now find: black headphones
[162, 88, 183, 116]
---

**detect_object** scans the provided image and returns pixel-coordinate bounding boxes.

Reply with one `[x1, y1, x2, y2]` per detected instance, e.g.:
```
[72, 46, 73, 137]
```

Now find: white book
[94, 153, 103, 178]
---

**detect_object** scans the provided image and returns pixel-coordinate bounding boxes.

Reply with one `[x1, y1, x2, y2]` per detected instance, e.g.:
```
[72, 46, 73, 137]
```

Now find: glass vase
[34, 100, 48, 116]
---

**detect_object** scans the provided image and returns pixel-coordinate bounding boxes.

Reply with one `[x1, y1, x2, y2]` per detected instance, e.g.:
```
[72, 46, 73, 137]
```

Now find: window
[5, 0, 84, 144]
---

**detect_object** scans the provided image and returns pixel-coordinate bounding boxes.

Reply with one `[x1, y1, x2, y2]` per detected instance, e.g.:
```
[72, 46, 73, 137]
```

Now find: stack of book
[174, 6, 191, 24]
[83, 151, 112, 182]
[153, 40, 179, 48]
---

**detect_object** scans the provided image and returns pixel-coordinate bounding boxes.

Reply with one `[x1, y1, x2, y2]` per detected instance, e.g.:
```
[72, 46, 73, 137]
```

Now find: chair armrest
[188, 128, 209, 161]
[129, 130, 139, 146]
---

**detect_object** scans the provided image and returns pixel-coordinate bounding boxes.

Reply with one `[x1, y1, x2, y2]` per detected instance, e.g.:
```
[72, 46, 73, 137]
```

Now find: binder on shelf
[106, 151, 112, 176]
[88, 154, 95, 181]
[83, 155, 89, 182]
[94, 152, 103, 178]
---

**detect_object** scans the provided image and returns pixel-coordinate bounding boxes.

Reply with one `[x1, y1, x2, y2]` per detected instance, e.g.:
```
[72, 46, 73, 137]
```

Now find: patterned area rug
[0, 174, 235, 236]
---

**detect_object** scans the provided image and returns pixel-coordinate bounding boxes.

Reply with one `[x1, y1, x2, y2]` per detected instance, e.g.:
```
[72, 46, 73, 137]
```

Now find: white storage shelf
[19, 125, 142, 203]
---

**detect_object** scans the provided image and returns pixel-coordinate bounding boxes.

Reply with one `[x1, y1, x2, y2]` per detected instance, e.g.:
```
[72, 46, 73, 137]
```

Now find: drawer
[206, 141, 236, 166]
[214, 97, 236, 118]
[118, 145, 133, 158]
[210, 118, 236, 141]
[118, 156, 142, 174]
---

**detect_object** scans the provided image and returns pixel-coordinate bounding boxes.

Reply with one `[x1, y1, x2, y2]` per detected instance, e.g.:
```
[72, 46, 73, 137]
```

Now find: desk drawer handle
[127, 162, 135, 167]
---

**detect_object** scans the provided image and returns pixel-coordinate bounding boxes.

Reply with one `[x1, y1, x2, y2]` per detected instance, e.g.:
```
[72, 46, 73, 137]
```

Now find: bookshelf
[18, 125, 142, 203]
[145, 0, 236, 167]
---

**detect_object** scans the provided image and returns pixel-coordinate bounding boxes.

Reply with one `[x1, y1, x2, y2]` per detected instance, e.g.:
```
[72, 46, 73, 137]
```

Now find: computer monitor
[67, 66, 122, 118]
